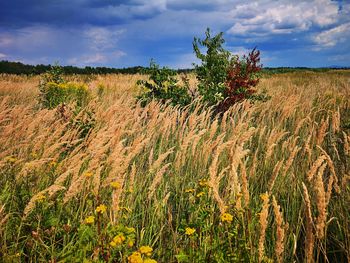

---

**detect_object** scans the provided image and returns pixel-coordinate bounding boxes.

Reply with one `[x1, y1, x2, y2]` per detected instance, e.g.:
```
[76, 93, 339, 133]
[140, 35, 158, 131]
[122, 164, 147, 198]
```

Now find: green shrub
[137, 60, 192, 107]
[193, 28, 267, 112]
[39, 65, 91, 109]
[193, 28, 231, 106]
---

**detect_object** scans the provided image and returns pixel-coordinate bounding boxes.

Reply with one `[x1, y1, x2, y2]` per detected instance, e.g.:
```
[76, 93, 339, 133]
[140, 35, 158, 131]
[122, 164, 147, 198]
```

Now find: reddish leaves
[219, 48, 262, 112]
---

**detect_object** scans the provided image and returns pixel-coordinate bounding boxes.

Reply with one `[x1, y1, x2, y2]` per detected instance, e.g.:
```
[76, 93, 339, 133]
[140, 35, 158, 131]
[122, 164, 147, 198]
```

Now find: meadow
[0, 71, 349, 262]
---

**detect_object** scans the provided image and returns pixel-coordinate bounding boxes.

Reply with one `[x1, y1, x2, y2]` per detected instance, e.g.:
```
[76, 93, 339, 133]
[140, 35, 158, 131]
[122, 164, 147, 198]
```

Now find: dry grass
[0, 71, 349, 262]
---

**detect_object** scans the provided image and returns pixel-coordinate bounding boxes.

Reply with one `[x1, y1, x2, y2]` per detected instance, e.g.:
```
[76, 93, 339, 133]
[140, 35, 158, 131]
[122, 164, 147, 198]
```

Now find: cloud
[0, 53, 7, 59]
[313, 22, 350, 49]
[0, 25, 126, 66]
[84, 27, 125, 51]
[1, 0, 349, 67]
[227, 0, 339, 37]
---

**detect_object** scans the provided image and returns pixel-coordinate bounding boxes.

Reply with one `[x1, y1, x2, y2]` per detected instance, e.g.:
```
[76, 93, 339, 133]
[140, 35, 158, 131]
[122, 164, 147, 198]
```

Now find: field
[0, 71, 350, 262]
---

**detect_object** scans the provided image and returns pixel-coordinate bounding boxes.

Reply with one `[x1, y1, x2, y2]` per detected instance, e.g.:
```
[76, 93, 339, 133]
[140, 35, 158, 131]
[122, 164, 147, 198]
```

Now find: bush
[193, 28, 231, 106]
[39, 65, 91, 109]
[193, 28, 266, 112]
[137, 60, 192, 107]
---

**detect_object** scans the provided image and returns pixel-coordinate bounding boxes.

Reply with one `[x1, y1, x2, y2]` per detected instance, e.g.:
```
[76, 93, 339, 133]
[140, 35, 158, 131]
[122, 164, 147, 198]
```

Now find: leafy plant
[193, 28, 231, 106]
[137, 60, 192, 107]
[39, 64, 91, 109]
[193, 28, 266, 112]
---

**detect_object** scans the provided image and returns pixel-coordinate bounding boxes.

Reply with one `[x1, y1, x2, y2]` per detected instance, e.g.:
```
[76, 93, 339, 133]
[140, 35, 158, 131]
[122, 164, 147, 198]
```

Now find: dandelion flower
[85, 216, 95, 224]
[128, 251, 143, 263]
[185, 227, 196, 236]
[139, 246, 153, 256]
[144, 259, 157, 263]
[95, 204, 107, 213]
[220, 213, 233, 223]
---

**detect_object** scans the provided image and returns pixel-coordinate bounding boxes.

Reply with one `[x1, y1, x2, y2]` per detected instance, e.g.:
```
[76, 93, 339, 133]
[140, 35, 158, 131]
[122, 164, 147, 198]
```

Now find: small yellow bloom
[144, 259, 157, 263]
[110, 241, 117, 247]
[110, 181, 121, 189]
[185, 188, 195, 193]
[185, 227, 196, 236]
[113, 234, 126, 245]
[95, 204, 107, 213]
[196, 191, 205, 198]
[260, 193, 269, 202]
[221, 212, 233, 223]
[128, 251, 143, 263]
[198, 179, 209, 187]
[84, 172, 93, 178]
[85, 216, 95, 224]
[36, 193, 46, 203]
[139, 245, 153, 256]
[128, 240, 135, 248]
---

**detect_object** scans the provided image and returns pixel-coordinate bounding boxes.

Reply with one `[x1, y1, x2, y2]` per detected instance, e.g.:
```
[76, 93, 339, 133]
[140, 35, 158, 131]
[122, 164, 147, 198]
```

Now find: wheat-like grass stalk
[272, 196, 286, 263]
[258, 192, 270, 262]
[302, 183, 315, 263]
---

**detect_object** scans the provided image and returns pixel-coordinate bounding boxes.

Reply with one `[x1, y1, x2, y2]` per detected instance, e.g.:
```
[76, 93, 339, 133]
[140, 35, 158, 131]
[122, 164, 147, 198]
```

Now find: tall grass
[0, 71, 349, 262]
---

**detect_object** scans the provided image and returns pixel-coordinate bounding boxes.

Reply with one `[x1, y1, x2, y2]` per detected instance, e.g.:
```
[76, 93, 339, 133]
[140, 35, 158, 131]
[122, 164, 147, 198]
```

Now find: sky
[0, 0, 349, 68]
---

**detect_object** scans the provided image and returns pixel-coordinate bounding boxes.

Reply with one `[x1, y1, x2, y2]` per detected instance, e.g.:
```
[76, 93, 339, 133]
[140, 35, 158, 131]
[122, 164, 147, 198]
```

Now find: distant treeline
[0, 60, 194, 75]
[0, 60, 348, 75]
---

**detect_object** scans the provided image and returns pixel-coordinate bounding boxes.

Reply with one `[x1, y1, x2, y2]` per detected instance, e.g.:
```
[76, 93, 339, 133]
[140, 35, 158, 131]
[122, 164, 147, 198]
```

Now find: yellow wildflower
[85, 216, 95, 224]
[196, 191, 205, 198]
[185, 227, 196, 236]
[95, 204, 107, 213]
[220, 212, 233, 223]
[113, 234, 126, 245]
[110, 241, 117, 247]
[128, 251, 143, 263]
[110, 181, 121, 189]
[36, 193, 46, 203]
[185, 188, 195, 193]
[144, 259, 157, 263]
[139, 246, 153, 256]
[198, 179, 209, 187]
[260, 193, 269, 202]
[84, 172, 93, 178]
[128, 240, 135, 248]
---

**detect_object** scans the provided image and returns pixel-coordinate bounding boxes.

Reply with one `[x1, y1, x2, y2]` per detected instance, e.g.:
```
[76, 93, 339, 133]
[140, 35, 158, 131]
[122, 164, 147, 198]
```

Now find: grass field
[0, 71, 350, 262]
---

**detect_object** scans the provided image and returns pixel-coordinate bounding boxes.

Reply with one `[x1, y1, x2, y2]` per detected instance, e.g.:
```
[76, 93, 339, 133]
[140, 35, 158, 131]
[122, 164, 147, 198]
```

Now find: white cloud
[313, 22, 350, 49]
[227, 0, 339, 36]
[68, 50, 126, 66]
[84, 27, 125, 51]
[0, 53, 7, 59]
